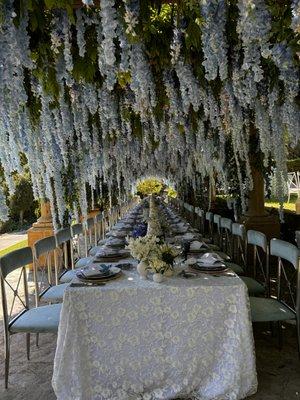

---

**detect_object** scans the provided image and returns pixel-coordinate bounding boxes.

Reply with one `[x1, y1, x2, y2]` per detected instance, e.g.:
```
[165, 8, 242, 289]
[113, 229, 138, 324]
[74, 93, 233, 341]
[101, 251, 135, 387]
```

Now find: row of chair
[174, 200, 300, 355]
[0, 199, 137, 388]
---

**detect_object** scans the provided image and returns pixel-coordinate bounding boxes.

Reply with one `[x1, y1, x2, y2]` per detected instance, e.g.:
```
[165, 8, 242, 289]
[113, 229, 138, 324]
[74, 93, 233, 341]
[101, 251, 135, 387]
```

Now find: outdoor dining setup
[0, 195, 299, 399]
[0, 0, 300, 398]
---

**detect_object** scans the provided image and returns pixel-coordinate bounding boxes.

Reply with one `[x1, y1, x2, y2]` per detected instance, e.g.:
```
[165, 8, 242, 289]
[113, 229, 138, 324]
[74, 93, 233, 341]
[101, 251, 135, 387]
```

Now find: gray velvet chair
[0, 247, 61, 388]
[33, 235, 70, 303]
[250, 238, 299, 352]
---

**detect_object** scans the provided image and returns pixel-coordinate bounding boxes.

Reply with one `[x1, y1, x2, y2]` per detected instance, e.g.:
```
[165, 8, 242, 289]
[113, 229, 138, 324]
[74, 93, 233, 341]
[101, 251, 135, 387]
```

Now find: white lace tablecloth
[52, 269, 257, 400]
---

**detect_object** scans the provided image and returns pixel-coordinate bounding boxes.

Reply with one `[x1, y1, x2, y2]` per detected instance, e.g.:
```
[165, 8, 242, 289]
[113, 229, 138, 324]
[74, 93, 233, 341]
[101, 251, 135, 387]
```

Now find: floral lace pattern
[52, 270, 257, 400]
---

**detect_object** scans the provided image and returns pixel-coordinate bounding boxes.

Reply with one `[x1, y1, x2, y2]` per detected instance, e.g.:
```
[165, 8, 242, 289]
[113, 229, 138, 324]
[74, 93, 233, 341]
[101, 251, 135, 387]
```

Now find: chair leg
[277, 322, 283, 350]
[26, 333, 31, 360]
[4, 337, 10, 389]
[297, 319, 300, 359]
[270, 321, 276, 337]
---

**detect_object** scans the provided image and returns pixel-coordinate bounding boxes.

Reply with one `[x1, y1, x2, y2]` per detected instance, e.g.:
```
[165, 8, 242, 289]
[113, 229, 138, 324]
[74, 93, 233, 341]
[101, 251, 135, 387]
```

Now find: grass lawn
[265, 194, 298, 212]
[0, 239, 28, 257]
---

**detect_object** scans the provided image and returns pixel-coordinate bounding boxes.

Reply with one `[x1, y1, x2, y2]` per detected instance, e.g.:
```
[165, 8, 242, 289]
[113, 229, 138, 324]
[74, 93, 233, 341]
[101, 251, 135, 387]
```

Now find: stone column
[240, 127, 280, 239]
[27, 200, 54, 268]
[209, 174, 217, 211]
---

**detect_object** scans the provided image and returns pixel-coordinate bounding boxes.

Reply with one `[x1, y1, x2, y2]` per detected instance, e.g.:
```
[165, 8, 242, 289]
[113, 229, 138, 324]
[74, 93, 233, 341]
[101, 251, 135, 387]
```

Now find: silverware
[211, 272, 236, 277]
[70, 282, 106, 287]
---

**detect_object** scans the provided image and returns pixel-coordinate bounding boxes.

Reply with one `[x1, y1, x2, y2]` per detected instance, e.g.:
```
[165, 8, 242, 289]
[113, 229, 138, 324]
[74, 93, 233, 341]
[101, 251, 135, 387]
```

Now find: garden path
[0, 232, 27, 251]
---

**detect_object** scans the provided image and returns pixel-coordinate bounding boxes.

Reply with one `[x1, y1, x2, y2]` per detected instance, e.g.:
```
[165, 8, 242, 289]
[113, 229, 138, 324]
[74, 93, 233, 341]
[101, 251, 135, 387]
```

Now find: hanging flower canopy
[0, 0, 299, 227]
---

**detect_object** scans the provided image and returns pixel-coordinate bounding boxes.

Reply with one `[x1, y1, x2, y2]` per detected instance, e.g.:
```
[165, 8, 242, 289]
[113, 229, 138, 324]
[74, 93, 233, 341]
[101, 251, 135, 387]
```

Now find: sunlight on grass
[265, 194, 297, 212]
[217, 194, 298, 213]
[264, 202, 296, 212]
[0, 239, 28, 257]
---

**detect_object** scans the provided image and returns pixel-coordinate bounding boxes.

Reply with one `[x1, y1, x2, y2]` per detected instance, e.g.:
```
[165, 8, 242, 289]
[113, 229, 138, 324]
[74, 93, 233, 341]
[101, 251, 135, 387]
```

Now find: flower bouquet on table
[132, 222, 148, 238]
[126, 235, 161, 279]
[148, 243, 180, 282]
[142, 207, 150, 223]
[159, 243, 180, 276]
[147, 217, 163, 237]
[149, 258, 170, 283]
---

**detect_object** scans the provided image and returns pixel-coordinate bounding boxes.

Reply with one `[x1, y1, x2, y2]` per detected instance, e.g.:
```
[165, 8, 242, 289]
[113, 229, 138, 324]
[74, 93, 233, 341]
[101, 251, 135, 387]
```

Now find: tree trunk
[19, 209, 24, 225]
[245, 160, 268, 217]
[240, 123, 280, 239]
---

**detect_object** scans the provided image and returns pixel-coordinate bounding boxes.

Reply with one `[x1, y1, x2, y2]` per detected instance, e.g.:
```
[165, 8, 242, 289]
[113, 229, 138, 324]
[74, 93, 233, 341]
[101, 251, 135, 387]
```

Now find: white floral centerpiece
[148, 258, 169, 283]
[126, 234, 161, 262]
[127, 234, 179, 282]
[126, 235, 161, 279]
[147, 195, 164, 236]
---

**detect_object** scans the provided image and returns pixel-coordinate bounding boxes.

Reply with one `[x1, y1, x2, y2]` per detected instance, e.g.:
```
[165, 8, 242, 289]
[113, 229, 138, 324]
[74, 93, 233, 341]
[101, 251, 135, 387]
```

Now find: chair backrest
[0, 247, 32, 333]
[83, 217, 96, 255]
[247, 230, 269, 291]
[96, 213, 103, 223]
[71, 223, 83, 236]
[213, 214, 221, 228]
[71, 223, 85, 261]
[212, 214, 221, 246]
[86, 217, 94, 231]
[33, 236, 58, 300]
[205, 212, 213, 239]
[232, 223, 246, 268]
[232, 223, 246, 240]
[55, 226, 72, 273]
[55, 227, 71, 247]
[270, 238, 300, 314]
[0, 247, 33, 279]
[34, 236, 56, 258]
[247, 230, 267, 252]
[220, 217, 232, 232]
[220, 217, 233, 255]
[296, 231, 300, 249]
[195, 208, 205, 234]
[94, 213, 104, 244]
[206, 212, 213, 222]
[197, 209, 204, 218]
[288, 172, 300, 192]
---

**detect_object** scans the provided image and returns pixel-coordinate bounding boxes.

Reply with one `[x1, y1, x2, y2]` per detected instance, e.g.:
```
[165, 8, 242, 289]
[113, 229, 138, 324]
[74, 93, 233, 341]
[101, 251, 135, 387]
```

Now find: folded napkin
[186, 257, 197, 266]
[112, 230, 128, 236]
[81, 264, 111, 277]
[198, 252, 223, 265]
[95, 248, 119, 258]
[107, 238, 124, 245]
[189, 241, 208, 251]
[183, 233, 196, 241]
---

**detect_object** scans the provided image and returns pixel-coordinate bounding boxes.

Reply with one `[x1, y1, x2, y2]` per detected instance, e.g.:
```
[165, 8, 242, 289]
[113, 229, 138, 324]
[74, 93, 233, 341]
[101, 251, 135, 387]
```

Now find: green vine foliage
[11, 0, 299, 111]
[0, 0, 298, 208]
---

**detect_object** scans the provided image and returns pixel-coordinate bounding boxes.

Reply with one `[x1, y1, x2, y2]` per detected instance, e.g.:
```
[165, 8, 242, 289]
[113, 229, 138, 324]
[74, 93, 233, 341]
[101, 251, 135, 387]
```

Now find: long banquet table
[52, 256, 257, 399]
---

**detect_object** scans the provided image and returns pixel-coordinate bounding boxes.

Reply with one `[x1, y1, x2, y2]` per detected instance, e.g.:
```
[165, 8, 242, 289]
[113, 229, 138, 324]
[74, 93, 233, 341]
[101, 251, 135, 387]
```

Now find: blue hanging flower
[132, 223, 147, 238]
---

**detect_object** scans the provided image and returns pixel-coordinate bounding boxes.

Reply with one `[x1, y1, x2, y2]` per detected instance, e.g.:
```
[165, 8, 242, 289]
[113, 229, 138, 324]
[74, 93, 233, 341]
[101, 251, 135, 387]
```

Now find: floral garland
[0, 0, 298, 225]
[201, 0, 228, 81]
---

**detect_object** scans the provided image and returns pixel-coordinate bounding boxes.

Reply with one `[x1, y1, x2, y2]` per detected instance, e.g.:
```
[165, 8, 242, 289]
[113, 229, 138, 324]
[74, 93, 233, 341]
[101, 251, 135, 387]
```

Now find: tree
[136, 178, 164, 197]
[9, 175, 36, 225]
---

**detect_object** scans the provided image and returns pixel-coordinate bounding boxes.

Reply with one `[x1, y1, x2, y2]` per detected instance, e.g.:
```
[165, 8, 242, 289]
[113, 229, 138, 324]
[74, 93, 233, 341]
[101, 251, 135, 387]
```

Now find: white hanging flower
[291, 0, 300, 34]
[201, 0, 228, 81]
[62, 12, 73, 72]
[237, 0, 271, 83]
[123, 0, 139, 37]
[82, 0, 94, 6]
[76, 9, 86, 58]
[0, 186, 9, 222]
[130, 44, 156, 120]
